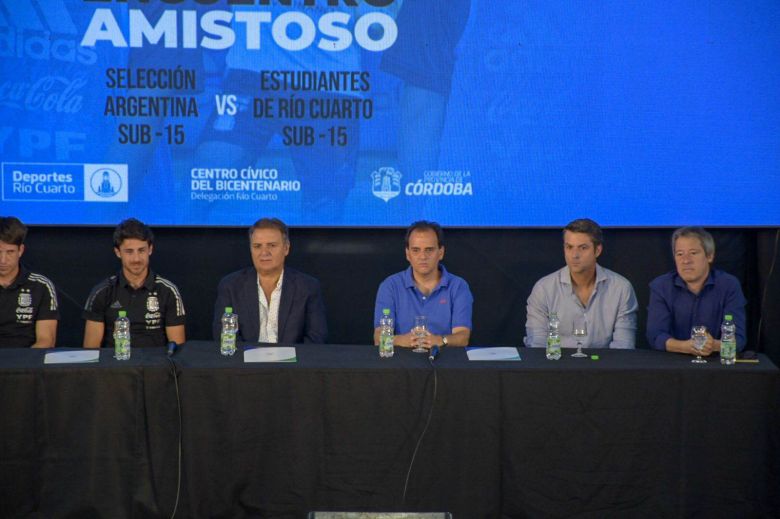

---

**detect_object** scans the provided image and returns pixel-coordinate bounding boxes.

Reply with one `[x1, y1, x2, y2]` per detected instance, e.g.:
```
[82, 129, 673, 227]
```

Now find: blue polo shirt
[373, 265, 473, 336]
[646, 269, 747, 351]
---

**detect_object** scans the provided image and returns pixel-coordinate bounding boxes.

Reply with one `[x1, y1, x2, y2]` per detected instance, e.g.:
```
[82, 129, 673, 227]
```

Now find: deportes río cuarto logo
[89, 167, 122, 198]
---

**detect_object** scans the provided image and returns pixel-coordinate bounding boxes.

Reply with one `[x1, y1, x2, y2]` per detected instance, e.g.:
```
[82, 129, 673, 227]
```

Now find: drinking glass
[412, 315, 428, 353]
[691, 325, 707, 364]
[571, 316, 588, 358]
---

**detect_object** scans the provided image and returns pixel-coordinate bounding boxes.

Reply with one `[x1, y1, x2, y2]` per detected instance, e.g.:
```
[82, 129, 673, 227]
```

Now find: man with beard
[524, 218, 638, 350]
[83, 218, 185, 349]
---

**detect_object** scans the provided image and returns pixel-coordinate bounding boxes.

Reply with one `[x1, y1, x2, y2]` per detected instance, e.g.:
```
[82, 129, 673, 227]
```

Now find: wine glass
[691, 325, 707, 364]
[412, 315, 428, 353]
[571, 316, 588, 358]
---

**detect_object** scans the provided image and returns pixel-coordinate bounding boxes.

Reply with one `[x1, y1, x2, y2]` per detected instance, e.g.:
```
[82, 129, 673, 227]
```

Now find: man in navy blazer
[212, 218, 328, 344]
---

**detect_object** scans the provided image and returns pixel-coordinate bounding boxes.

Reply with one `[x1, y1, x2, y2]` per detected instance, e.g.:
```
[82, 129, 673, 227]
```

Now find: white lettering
[130, 10, 177, 48]
[81, 9, 398, 52]
[80, 9, 127, 47]
[404, 182, 474, 196]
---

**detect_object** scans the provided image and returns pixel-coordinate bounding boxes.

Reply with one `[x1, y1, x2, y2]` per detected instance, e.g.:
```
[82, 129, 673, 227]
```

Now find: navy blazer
[212, 267, 328, 344]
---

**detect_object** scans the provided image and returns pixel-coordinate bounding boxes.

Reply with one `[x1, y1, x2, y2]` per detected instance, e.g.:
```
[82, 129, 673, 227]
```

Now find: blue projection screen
[1, 1, 778, 226]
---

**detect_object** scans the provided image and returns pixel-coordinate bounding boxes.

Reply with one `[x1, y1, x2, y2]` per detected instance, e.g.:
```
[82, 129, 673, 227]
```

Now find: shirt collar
[119, 269, 155, 290]
[673, 268, 715, 291]
[4, 265, 29, 290]
[257, 269, 285, 291]
[404, 265, 450, 289]
[558, 264, 606, 286]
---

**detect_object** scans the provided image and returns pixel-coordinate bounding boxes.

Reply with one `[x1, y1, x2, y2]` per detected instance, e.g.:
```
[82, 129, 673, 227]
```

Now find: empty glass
[571, 316, 588, 358]
[412, 315, 428, 353]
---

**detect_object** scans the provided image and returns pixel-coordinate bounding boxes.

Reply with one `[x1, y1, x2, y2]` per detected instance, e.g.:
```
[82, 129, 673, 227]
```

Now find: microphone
[166, 341, 178, 357]
[428, 345, 440, 361]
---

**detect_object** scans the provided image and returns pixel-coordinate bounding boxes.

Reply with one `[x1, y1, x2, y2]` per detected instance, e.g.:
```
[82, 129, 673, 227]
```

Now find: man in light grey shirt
[524, 218, 638, 349]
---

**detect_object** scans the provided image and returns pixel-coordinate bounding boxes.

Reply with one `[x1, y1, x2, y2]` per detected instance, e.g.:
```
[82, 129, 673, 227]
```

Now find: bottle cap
[383, 308, 390, 315]
[225, 307, 233, 314]
[118, 310, 127, 317]
[590, 355, 600, 360]
[725, 314, 733, 321]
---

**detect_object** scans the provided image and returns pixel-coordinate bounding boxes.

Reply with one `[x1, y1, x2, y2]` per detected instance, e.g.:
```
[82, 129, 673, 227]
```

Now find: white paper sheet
[466, 347, 521, 361]
[243, 347, 297, 363]
[44, 350, 100, 364]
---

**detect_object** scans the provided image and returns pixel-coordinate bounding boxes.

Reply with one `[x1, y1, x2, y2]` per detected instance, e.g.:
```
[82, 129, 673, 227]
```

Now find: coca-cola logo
[0, 76, 85, 113]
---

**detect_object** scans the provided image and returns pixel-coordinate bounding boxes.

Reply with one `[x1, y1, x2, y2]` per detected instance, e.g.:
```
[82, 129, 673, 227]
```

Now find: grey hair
[672, 227, 715, 257]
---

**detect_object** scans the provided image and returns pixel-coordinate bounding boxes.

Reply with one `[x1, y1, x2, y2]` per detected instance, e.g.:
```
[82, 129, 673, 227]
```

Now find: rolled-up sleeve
[609, 281, 638, 349]
[524, 281, 549, 348]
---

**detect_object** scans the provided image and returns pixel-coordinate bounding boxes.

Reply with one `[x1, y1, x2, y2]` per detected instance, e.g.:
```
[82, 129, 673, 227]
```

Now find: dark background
[23, 226, 780, 364]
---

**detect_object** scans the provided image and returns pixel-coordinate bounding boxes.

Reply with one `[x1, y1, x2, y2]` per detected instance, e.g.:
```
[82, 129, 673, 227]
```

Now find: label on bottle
[114, 337, 131, 360]
[221, 332, 237, 356]
[546, 335, 561, 359]
[720, 339, 736, 364]
[379, 333, 394, 357]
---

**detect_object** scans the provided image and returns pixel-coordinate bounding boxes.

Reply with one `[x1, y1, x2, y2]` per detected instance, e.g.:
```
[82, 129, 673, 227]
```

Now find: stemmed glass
[691, 325, 707, 364]
[412, 315, 428, 353]
[571, 316, 588, 358]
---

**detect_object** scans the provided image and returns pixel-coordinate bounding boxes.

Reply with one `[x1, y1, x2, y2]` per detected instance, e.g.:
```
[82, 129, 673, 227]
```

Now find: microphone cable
[26, 258, 185, 516]
[164, 349, 183, 519]
[401, 353, 439, 506]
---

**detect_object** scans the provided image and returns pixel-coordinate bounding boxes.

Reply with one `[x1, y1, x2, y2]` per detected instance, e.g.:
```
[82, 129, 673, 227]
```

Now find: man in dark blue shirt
[647, 227, 746, 356]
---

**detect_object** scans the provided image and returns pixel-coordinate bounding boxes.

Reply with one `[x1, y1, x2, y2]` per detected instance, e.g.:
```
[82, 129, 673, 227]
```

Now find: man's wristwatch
[441, 335, 449, 347]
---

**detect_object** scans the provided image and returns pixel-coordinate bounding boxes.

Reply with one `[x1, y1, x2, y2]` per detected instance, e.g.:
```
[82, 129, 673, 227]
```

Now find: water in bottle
[546, 312, 562, 360]
[113, 310, 131, 360]
[379, 308, 395, 358]
[720, 314, 736, 365]
[220, 307, 238, 356]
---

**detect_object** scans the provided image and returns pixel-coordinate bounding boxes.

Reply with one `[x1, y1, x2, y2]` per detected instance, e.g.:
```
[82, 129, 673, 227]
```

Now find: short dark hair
[249, 217, 289, 243]
[563, 218, 603, 248]
[672, 226, 715, 257]
[0, 216, 27, 246]
[405, 220, 444, 248]
[113, 218, 154, 249]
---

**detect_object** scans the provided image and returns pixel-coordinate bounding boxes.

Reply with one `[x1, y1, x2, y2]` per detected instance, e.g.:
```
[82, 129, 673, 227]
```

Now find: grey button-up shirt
[524, 264, 638, 349]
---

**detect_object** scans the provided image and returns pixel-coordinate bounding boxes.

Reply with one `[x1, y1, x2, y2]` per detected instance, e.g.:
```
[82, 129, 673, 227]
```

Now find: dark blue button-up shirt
[646, 269, 746, 351]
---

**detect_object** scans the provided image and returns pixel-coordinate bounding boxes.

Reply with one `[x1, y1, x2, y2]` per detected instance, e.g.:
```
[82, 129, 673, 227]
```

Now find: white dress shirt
[257, 270, 284, 343]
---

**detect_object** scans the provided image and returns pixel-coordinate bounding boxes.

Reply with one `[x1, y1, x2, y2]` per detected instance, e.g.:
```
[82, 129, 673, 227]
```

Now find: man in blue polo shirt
[647, 227, 746, 356]
[373, 221, 473, 349]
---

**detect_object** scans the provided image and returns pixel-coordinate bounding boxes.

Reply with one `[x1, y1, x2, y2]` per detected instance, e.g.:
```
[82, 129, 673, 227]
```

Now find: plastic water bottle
[720, 314, 736, 365]
[379, 308, 395, 358]
[113, 310, 131, 360]
[546, 312, 562, 360]
[220, 307, 238, 356]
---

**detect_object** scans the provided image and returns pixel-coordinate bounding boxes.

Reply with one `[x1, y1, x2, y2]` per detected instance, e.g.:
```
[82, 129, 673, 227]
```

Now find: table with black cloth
[1, 342, 778, 518]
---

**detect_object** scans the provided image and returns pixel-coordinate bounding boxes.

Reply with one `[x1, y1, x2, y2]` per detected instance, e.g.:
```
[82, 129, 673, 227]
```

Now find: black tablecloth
[1, 343, 778, 518]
